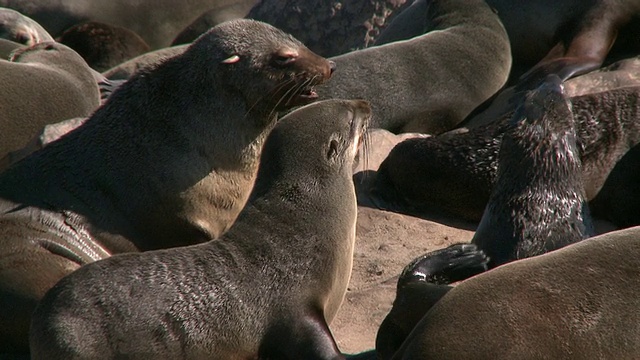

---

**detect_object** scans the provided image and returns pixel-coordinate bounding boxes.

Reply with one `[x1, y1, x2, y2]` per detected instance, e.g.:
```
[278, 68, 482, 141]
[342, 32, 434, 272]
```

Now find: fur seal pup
[0, 19, 333, 354]
[384, 225, 640, 360]
[29, 99, 371, 360]
[377, 0, 640, 85]
[374, 82, 640, 223]
[56, 21, 151, 72]
[316, 0, 511, 134]
[0, 41, 100, 159]
[0, 7, 53, 45]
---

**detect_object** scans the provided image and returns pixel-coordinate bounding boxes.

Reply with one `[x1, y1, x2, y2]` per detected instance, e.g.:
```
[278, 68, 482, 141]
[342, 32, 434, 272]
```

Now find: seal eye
[272, 51, 297, 67]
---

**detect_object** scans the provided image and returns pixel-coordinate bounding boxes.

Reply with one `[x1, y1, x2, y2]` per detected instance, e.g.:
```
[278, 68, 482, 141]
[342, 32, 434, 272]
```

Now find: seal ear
[327, 139, 339, 159]
[221, 55, 240, 64]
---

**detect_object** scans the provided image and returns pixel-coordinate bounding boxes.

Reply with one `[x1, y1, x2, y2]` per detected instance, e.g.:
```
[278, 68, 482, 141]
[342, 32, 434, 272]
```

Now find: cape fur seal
[374, 82, 640, 225]
[0, 7, 53, 45]
[385, 225, 640, 359]
[0, 19, 333, 354]
[0, 41, 100, 159]
[316, 0, 511, 134]
[57, 21, 151, 72]
[30, 99, 371, 359]
[377, 0, 640, 85]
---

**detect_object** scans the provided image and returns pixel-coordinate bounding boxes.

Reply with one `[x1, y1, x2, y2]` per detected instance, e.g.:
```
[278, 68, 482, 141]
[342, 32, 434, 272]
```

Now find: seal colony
[385, 225, 640, 359]
[316, 0, 511, 134]
[30, 99, 371, 359]
[0, 19, 333, 354]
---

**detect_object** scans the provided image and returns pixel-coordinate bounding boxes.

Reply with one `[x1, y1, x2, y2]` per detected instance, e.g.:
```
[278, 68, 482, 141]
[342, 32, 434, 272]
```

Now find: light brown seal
[0, 7, 53, 45]
[0, 19, 333, 354]
[29, 99, 370, 360]
[0, 41, 100, 159]
[316, 0, 511, 134]
[388, 225, 640, 359]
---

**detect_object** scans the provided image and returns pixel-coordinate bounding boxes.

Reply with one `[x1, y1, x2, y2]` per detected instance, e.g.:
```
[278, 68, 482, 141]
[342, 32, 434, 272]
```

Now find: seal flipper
[515, 57, 602, 93]
[260, 313, 344, 360]
[399, 243, 489, 287]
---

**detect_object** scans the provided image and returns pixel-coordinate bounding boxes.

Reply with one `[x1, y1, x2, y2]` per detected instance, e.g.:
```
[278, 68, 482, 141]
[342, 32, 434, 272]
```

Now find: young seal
[0, 41, 100, 159]
[56, 21, 151, 72]
[385, 225, 640, 359]
[377, 0, 640, 85]
[0, 19, 333, 354]
[374, 75, 594, 358]
[29, 99, 371, 360]
[316, 0, 511, 134]
[373, 82, 640, 224]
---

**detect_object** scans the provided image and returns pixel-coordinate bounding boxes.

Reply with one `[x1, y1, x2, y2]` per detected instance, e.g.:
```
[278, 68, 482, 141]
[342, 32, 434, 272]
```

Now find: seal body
[0, 41, 100, 158]
[317, 0, 511, 134]
[102, 44, 188, 79]
[0, 19, 333, 354]
[57, 21, 151, 72]
[29, 99, 370, 360]
[374, 82, 640, 224]
[390, 226, 640, 360]
[377, 0, 640, 85]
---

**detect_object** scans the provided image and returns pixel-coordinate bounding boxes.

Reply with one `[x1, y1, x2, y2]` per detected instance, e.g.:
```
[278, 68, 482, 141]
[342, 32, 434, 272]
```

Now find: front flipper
[515, 56, 602, 93]
[399, 243, 489, 287]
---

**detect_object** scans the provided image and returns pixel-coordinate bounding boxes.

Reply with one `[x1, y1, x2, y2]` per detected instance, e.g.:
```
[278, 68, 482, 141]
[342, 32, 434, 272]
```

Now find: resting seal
[0, 41, 100, 159]
[316, 0, 511, 134]
[0, 19, 333, 354]
[30, 99, 370, 359]
[374, 80, 640, 224]
[57, 21, 151, 72]
[0, 7, 53, 45]
[377, 0, 640, 85]
[385, 225, 640, 359]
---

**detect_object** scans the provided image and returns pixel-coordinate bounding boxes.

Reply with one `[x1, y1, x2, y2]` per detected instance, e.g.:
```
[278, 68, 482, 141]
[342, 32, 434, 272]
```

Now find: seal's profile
[0, 19, 333, 354]
[30, 99, 370, 360]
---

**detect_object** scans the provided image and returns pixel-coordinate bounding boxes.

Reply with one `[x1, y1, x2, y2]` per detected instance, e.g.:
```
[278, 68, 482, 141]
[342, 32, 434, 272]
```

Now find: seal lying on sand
[30, 99, 370, 360]
[376, 76, 594, 359]
[0, 19, 333, 354]
[316, 0, 511, 134]
[0, 41, 100, 159]
[383, 225, 640, 359]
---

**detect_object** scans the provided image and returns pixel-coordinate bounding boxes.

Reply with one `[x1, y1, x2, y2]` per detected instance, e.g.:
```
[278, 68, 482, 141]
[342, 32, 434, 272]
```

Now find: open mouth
[286, 83, 319, 106]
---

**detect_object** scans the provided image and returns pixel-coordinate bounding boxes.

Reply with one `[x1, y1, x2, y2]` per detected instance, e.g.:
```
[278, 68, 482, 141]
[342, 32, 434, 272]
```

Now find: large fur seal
[377, 0, 640, 85]
[0, 41, 100, 159]
[29, 99, 371, 359]
[56, 21, 151, 72]
[383, 225, 640, 359]
[375, 76, 593, 359]
[0, 19, 333, 354]
[0, 7, 53, 45]
[374, 80, 640, 224]
[316, 0, 511, 134]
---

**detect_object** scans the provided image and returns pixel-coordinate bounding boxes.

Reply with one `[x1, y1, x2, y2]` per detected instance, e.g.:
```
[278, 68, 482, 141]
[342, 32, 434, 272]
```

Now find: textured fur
[30, 99, 370, 360]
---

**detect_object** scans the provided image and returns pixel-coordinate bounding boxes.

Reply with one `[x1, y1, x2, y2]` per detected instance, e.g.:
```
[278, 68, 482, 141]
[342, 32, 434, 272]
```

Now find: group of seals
[0, 19, 334, 354]
[383, 225, 640, 359]
[377, 0, 640, 85]
[29, 99, 371, 359]
[374, 75, 640, 227]
[375, 76, 594, 358]
[0, 41, 100, 159]
[317, 0, 511, 134]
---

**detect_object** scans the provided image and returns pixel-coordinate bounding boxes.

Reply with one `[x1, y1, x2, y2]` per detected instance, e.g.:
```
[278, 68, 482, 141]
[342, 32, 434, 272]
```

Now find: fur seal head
[0, 7, 53, 46]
